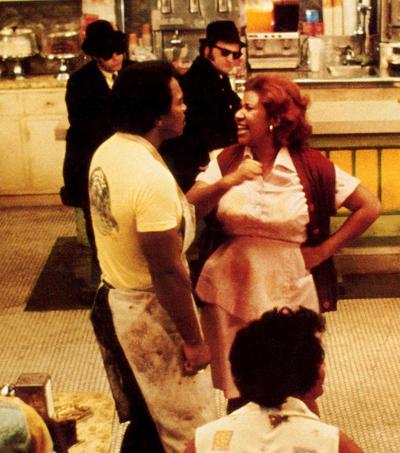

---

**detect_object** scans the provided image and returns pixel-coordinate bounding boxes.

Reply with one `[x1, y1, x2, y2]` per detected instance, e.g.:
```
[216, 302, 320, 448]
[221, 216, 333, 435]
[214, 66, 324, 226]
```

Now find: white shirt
[195, 398, 339, 453]
[196, 147, 360, 244]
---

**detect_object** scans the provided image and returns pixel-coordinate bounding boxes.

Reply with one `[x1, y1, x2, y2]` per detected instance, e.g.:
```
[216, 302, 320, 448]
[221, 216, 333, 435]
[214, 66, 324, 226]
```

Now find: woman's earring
[268, 123, 274, 133]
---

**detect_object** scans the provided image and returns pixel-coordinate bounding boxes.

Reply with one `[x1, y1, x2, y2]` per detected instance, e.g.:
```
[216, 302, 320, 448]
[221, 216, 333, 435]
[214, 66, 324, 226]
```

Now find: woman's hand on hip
[182, 341, 211, 376]
[301, 244, 328, 270]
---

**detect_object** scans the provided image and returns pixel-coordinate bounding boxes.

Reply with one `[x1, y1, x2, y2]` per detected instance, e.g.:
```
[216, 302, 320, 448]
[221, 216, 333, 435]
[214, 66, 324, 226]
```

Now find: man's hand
[183, 342, 211, 376]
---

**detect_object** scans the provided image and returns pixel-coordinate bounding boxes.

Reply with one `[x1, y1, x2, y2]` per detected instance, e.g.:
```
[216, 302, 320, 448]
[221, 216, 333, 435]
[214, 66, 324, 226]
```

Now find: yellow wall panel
[381, 149, 400, 211]
[329, 150, 353, 213]
[329, 150, 353, 174]
[354, 149, 378, 197]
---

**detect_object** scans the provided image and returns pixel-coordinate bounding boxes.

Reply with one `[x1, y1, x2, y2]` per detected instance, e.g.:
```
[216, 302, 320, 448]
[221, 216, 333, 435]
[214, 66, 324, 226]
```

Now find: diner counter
[0, 75, 67, 90]
[283, 69, 400, 86]
[1, 69, 399, 243]
[0, 66, 400, 90]
[2, 70, 400, 145]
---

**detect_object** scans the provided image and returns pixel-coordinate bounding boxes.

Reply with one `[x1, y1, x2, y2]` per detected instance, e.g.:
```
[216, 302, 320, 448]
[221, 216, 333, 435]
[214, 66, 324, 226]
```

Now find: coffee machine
[378, 0, 400, 74]
[379, 0, 400, 41]
[246, 32, 300, 69]
[150, 0, 241, 66]
[246, 0, 300, 70]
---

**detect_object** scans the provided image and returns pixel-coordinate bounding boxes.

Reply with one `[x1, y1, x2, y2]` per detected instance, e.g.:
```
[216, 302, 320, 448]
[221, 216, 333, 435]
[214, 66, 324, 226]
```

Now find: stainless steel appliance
[246, 32, 300, 69]
[150, 0, 241, 65]
[378, 0, 400, 74]
[117, 0, 241, 66]
[245, 0, 300, 70]
[379, 0, 400, 42]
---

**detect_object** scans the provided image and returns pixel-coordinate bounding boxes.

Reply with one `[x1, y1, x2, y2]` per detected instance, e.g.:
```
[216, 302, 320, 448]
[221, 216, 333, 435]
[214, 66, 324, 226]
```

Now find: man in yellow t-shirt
[89, 61, 216, 453]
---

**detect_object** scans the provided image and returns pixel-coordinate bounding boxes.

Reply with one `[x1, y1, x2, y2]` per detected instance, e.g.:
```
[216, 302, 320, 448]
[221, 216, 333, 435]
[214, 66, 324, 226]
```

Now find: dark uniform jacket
[160, 56, 241, 192]
[61, 59, 130, 208]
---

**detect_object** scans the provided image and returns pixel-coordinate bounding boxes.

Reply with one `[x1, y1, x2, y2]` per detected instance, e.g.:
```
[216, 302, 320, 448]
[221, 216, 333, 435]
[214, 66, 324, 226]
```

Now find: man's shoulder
[182, 57, 217, 85]
[95, 137, 171, 176]
[70, 60, 97, 76]
[68, 61, 101, 86]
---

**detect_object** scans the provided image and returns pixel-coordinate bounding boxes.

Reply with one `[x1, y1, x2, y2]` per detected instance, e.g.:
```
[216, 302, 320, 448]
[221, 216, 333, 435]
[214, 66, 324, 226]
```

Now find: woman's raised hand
[224, 159, 263, 188]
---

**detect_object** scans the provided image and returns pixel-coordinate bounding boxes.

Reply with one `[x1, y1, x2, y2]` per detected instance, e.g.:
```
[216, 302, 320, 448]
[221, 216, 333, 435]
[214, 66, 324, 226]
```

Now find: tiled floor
[0, 205, 123, 451]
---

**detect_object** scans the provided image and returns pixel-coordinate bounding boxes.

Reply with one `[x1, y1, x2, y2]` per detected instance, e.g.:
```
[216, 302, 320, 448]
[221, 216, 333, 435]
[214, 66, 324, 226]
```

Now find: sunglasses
[100, 50, 124, 60]
[213, 45, 242, 60]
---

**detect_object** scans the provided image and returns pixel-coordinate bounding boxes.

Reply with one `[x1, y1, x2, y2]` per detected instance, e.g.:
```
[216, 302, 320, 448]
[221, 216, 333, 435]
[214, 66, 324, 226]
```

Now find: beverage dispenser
[378, 0, 400, 74]
[379, 0, 400, 41]
[150, 0, 241, 67]
[246, 0, 300, 70]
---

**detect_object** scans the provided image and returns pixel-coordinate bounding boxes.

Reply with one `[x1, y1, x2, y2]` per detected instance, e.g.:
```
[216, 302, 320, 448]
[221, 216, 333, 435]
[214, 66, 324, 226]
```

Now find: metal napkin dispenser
[247, 32, 300, 69]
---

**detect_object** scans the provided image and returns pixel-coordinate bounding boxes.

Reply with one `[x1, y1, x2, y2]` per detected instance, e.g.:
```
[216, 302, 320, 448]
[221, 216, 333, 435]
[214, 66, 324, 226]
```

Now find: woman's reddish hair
[244, 75, 312, 152]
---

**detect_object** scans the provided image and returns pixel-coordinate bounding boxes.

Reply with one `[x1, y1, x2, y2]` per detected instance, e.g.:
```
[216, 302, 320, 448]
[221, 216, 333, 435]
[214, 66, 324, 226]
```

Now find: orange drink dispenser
[245, 0, 274, 33]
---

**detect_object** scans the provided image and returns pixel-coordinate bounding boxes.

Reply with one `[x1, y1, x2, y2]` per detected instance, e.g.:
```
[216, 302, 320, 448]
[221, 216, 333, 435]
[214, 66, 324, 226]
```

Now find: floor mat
[339, 273, 400, 299]
[25, 237, 99, 311]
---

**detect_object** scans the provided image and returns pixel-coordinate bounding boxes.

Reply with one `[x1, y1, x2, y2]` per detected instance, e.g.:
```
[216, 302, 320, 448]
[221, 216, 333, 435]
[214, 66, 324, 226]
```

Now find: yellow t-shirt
[89, 133, 182, 289]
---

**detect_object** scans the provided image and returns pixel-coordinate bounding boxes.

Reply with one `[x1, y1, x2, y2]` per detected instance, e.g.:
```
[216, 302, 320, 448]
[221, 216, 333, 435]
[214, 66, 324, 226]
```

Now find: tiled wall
[327, 147, 400, 238]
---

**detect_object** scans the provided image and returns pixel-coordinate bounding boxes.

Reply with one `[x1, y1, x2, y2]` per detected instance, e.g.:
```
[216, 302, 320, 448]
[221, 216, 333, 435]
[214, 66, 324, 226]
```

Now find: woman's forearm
[302, 185, 381, 270]
[321, 185, 381, 260]
[187, 159, 264, 219]
[320, 204, 380, 260]
[186, 178, 233, 220]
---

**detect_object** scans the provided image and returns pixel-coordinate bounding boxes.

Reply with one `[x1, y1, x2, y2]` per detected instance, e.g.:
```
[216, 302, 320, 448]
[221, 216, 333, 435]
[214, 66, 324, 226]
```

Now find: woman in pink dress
[187, 75, 381, 411]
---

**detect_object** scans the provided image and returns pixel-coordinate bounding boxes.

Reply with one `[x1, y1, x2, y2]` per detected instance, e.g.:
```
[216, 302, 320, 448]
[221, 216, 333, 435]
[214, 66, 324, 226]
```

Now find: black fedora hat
[200, 20, 246, 48]
[81, 19, 127, 58]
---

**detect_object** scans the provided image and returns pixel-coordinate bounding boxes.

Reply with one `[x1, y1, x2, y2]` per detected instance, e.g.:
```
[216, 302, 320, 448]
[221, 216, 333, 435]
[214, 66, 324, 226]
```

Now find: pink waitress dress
[195, 146, 359, 398]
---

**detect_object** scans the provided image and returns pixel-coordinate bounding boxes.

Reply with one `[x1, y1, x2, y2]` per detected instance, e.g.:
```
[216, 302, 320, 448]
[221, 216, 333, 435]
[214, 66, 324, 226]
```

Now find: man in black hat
[160, 20, 246, 193]
[61, 20, 130, 253]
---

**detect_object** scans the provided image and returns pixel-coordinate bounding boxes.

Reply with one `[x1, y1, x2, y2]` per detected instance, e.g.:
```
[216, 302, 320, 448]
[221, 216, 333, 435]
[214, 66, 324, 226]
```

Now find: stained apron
[93, 198, 217, 453]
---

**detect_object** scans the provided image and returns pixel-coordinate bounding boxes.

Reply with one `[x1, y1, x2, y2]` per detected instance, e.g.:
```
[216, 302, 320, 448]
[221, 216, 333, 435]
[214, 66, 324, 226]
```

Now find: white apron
[108, 198, 217, 453]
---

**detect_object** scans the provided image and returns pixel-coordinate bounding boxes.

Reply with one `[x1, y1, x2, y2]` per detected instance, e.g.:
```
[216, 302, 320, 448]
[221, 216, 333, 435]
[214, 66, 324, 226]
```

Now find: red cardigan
[216, 144, 338, 312]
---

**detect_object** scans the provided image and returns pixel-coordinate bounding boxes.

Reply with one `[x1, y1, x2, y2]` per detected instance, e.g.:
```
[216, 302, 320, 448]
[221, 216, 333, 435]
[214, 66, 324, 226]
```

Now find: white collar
[243, 397, 320, 421]
[244, 146, 296, 172]
[99, 67, 117, 88]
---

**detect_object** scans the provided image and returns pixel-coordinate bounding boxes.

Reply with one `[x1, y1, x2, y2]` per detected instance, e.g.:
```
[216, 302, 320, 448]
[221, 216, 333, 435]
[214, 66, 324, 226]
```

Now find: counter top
[1, 66, 400, 91]
[247, 67, 400, 86]
[0, 75, 67, 90]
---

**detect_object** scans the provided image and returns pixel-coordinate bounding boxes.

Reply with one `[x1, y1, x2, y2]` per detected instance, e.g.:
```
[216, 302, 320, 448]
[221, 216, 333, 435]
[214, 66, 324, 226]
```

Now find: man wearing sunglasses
[61, 20, 130, 255]
[160, 20, 246, 193]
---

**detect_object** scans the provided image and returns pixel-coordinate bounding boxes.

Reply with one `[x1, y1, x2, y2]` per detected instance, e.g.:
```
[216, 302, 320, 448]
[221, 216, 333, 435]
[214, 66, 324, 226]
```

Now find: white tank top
[195, 398, 339, 453]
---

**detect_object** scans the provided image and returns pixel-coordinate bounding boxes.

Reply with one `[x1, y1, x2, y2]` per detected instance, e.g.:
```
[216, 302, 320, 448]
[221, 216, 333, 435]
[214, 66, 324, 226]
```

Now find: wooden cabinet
[0, 118, 26, 193]
[0, 88, 66, 196]
[24, 117, 66, 192]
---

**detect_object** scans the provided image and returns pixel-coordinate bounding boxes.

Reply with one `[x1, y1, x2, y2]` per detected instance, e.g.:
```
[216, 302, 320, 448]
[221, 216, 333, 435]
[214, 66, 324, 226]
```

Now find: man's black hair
[111, 60, 178, 135]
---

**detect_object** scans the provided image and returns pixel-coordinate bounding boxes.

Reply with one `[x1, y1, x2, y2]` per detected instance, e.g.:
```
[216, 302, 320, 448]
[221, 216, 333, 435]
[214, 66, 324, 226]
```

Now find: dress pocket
[290, 273, 319, 312]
